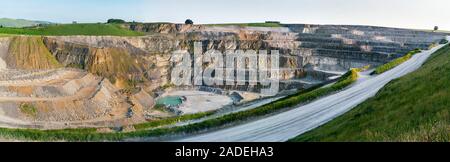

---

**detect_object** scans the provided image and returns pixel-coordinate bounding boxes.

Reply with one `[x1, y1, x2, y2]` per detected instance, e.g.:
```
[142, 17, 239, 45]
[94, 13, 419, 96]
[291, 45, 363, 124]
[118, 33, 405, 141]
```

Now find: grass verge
[0, 111, 214, 141]
[371, 49, 421, 75]
[133, 111, 215, 130]
[290, 44, 450, 142]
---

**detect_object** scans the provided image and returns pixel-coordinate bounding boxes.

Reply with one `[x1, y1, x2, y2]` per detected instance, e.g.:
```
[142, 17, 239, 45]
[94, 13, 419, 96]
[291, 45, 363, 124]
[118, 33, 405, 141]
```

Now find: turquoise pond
[156, 96, 183, 107]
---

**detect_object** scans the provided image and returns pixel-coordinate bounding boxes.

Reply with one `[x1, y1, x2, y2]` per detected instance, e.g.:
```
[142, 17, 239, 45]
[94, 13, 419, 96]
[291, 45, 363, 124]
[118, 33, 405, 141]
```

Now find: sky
[1, 0, 449, 30]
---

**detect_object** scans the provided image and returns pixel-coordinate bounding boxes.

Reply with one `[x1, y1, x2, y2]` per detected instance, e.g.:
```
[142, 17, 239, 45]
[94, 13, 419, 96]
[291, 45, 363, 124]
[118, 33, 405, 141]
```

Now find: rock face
[0, 38, 9, 70]
[6, 36, 61, 70]
[43, 24, 446, 92]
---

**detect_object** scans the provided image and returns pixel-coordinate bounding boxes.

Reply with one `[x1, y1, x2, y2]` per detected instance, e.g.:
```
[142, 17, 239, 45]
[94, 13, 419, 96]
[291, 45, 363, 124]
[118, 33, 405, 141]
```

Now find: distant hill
[0, 18, 53, 28]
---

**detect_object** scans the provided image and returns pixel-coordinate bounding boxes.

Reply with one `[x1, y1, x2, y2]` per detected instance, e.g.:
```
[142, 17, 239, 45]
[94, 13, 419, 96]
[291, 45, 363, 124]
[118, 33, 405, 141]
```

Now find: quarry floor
[174, 42, 448, 142]
[159, 90, 233, 114]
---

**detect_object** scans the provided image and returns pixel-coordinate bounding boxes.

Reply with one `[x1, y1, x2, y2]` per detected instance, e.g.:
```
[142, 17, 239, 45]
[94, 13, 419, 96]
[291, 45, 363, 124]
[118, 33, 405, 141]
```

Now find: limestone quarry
[0, 23, 446, 130]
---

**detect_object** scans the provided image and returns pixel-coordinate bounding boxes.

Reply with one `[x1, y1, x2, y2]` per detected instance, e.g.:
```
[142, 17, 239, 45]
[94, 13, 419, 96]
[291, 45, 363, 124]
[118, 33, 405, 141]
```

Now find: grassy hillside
[0, 18, 52, 28]
[0, 23, 144, 36]
[291, 44, 450, 142]
[7, 36, 62, 70]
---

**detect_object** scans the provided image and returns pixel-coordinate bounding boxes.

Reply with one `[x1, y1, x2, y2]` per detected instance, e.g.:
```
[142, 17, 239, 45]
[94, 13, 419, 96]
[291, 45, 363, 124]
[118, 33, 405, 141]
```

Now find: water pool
[156, 96, 183, 107]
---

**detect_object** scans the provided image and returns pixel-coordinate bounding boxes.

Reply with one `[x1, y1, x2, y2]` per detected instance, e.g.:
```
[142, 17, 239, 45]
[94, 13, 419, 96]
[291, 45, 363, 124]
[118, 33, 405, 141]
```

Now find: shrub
[161, 83, 175, 89]
[185, 19, 194, 25]
[19, 103, 38, 118]
[429, 43, 438, 50]
[107, 19, 126, 24]
[372, 49, 421, 75]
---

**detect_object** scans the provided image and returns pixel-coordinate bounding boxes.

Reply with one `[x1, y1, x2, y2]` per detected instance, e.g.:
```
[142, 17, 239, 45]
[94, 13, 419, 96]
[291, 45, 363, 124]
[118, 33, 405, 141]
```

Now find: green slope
[291, 44, 450, 142]
[7, 36, 62, 70]
[0, 23, 144, 36]
[0, 18, 52, 28]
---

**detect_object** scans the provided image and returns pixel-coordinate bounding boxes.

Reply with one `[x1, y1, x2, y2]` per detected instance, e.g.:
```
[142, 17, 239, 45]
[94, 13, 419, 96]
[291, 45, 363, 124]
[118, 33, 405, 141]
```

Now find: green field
[290, 44, 450, 142]
[207, 22, 284, 27]
[0, 23, 144, 36]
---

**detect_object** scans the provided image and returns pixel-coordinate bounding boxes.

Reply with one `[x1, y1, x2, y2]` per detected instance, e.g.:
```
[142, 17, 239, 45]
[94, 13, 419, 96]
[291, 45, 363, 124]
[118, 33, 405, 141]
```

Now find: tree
[0, 25, 3, 28]
[434, 26, 439, 31]
[107, 19, 126, 24]
[185, 19, 194, 25]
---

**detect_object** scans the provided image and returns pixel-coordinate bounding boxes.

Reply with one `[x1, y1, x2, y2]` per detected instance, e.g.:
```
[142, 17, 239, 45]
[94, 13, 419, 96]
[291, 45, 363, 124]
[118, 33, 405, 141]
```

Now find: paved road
[176, 42, 448, 142]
